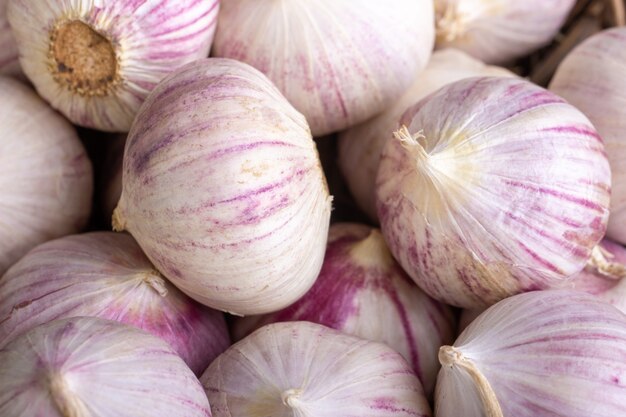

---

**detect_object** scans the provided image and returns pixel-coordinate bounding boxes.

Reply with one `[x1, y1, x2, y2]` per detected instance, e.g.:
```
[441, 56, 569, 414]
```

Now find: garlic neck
[587, 245, 626, 280]
[142, 271, 169, 297]
[49, 373, 89, 417]
[111, 205, 126, 232]
[281, 388, 304, 409]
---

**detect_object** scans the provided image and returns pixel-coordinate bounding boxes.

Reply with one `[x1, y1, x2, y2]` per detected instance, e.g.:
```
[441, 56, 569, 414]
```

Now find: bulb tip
[111, 205, 126, 232]
[439, 345, 463, 367]
[281, 388, 304, 409]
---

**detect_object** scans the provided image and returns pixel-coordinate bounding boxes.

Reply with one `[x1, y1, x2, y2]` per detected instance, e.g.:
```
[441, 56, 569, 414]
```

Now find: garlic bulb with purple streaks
[7, 0, 219, 132]
[0, 232, 230, 375]
[113, 58, 332, 316]
[202, 321, 432, 417]
[339, 49, 514, 221]
[435, 0, 575, 64]
[233, 223, 455, 397]
[436, 290, 626, 417]
[0, 317, 211, 417]
[550, 28, 626, 245]
[0, 76, 92, 276]
[213, 0, 434, 136]
[0, 0, 19, 76]
[376, 77, 610, 308]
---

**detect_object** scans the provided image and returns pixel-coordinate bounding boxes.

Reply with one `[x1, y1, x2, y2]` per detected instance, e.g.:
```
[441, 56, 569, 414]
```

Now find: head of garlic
[202, 321, 432, 417]
[113, 58, 332, 316]
[435, 0, 575, 64]
[339, 49, 514, 221]
[0, 232, 230, 375]
[0, 317, 212, 417]
[0, 76, 92, 276]
[376, 76, 611, 308]
[7, 0, 219, 132]
[436, 290, 626, 417]
[0, 0, 19, 76]
[213, 0, 434, 136]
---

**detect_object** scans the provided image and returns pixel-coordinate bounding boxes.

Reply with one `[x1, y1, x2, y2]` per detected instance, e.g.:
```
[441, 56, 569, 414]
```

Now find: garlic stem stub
[376, 76, 611, 308]
[7, 0, 220, 132]
[114, 58, 332, 316]
[0, 317, 212, 417]
[0, 0, 19, 76]
[0, 76, 92, 276]
[202, 321, 432, 417]
[213, 0, 434, 136]
[435, 290, 626, 417]
[0, 232, 230, 375]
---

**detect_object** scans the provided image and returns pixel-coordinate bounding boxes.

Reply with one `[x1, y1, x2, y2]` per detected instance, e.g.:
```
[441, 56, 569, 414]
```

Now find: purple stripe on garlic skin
[0, 232, 230, 375]
[202, 322, 432, 417]
[114, 58, 332, 316]
[0, 0, 20, 76]
[233, 222, 456, 398]
[376, 77, 611, 309]
[7, 0, 220, 132]
[0, 317, 212, 417]
[0, 76, 92, 276]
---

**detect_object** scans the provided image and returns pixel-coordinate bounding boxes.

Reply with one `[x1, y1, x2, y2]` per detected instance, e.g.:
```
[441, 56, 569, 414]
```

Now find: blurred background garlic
[7, 0, 220, 132]
[0, 0, 19, 76]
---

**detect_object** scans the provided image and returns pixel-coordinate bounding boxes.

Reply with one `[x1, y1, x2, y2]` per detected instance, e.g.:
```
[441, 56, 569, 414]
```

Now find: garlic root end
[588, 245, 626, 280]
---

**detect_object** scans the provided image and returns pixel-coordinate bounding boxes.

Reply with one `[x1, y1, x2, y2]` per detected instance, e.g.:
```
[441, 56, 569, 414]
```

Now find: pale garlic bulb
[0, 317, 212, 417]
[338, 49, 514, 221]
[114, 58, 332, 316]
[7, 0, 220, 132]
[376, 77, 611, 308]
[202, 321, 432, 417]
[0, 0, 19, 76]
[213, 0, 434, 136]
[550, 28, 626, 245]
[0, 76, 92, 276]
[435, 0, 576, 64]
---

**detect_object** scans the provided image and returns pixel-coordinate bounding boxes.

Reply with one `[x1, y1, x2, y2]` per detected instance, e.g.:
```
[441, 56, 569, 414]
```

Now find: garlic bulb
[202, 321, 432, 417]
[339, 49, 514, 221]
[436, 290, 626, 417]
[114, 58, 332, 316]
[0, 76, 92, 276]
[7, 0, 220, 132]
[0, 317, 212, 417]
[0, 0, 19, 76]
[376, 77, 610, 308]
[550, 28, 626, 244]
[0, 232, 230, 375]
[435, 0, 575, 64]
[213, 0, 434, 136]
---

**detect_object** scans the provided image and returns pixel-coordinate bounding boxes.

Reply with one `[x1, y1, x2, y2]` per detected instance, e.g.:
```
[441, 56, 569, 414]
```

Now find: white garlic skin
[0, 0, 19, 76]
[213, 0, 434, 136]
[202, 321, 432, 417]
[550, 28, 626, 245]
[339, 49, 514, 221]
[435, 0, 575, 64]
[0, 76, 92, 276]
[436, 290, 626, 417]
[7, 0, 220, 132]
[0, 317, 211, 417]
[376, 77, 610, 308]
[114, 58, 332, 316]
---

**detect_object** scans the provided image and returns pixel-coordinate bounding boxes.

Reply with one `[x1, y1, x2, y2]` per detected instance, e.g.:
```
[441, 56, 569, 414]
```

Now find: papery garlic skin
[0, 317, 211, 417]
[213, 0, 434, 136]
[0, 0, 19, 76]
[435, 0, 575, 64]
[436, 290, 626, 417]
[377, 77, 610, 308]
[339, 49, 514, 221]
[0, 232, 230, 375]
[7, 0, 219, 132]
[202, 322, 432, 417]
[114, 58, 332, 316]
[0, 76, 92, 276]
[550, 28, 626, 244]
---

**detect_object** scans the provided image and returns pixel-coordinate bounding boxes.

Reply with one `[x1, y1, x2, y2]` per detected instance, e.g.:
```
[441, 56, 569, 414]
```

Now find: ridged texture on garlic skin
[0, 0, 19, 76]
[213, 0, 434, 136]
[376, 77, 611, 309]
[202, 322, 432, 417]
[0, 317, 211, 417]
[550, 28, 626, 245]
[338, 49, 514, 221]
[7, 0, 219, 132]
[0, 77, 92, 276]
[435, 0, 575, 64]
[436, 290, 626, 417]
[0, 232, 230, 375]
[115, 58, 332, 316]
[233, 223, 456, 398]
